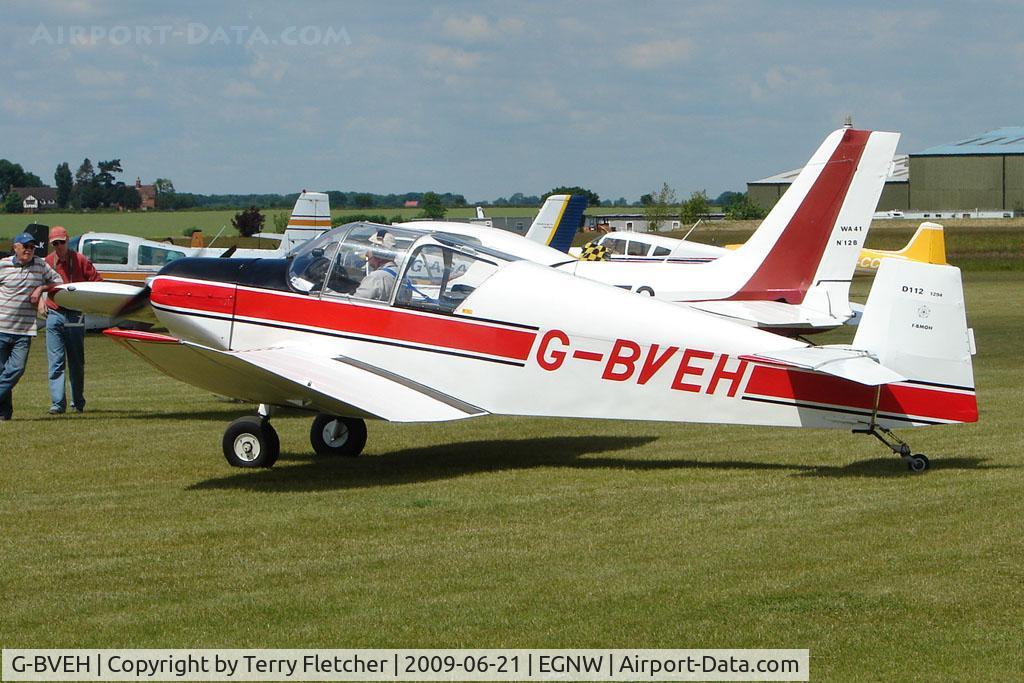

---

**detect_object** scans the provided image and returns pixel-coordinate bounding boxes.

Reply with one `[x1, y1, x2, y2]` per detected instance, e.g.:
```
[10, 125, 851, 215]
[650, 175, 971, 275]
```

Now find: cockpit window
[287, 222, 418, 299]
[139, 245, 186, 266]
[395, 243, 499, 314]
[603, 237, 626, 255]
[81, 238, 129, 265]
[627, 241, 647, 256]
[288, 241, 340, 293]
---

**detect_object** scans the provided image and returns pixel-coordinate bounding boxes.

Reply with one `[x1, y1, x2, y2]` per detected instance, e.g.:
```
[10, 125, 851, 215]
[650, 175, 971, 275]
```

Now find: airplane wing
[741, 345, 906, 386]
[683, 299, 848, 330]
[105, 329, 487, 422]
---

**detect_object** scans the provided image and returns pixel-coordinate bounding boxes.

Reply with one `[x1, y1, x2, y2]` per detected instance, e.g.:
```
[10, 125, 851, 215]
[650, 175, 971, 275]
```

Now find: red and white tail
[722, 128, 898, 311]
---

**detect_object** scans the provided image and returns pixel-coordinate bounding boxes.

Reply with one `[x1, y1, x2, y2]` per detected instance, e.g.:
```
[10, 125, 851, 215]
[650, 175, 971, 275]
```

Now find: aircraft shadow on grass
[187, 436, 1002, 493]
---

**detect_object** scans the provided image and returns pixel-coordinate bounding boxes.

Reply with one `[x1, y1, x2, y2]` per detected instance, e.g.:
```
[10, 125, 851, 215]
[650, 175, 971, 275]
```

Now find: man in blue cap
[0, 232, 63, 420]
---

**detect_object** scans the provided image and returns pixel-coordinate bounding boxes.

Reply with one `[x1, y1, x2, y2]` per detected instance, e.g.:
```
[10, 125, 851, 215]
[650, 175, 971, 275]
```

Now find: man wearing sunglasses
[43, 226, 102, 415]
[0, 232, 63, 421]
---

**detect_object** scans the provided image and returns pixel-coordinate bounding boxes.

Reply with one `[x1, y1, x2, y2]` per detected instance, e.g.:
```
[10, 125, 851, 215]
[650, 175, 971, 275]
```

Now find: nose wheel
[223, 416, 280, 468]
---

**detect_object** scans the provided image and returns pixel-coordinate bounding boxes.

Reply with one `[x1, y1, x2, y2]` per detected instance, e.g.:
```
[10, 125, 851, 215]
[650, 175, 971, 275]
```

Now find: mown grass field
[0, 207, 540, 243]
[0, 228, 1021, 680]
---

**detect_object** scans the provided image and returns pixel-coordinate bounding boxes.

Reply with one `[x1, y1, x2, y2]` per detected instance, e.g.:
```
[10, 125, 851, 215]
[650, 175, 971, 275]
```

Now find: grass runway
[1, 270, 1021, 679]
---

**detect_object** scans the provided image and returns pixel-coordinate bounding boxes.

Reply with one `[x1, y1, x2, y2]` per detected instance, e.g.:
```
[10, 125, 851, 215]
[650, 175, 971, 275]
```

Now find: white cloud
[74, 66, 127, 86]
[424, 44, 482, 71]
[749, 66, 838, 102]
[442, 14, 524, 41]
[620, 39, 694, 69]
[223, 80, 261, 98]
[3, 96, 50, 117]
[443, 15, 493, 41]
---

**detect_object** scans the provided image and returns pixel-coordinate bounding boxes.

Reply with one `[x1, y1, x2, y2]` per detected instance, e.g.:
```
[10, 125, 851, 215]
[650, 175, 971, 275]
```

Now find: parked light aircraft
[54, 214, 976, 473]
[406, 128, 898, 334]
[579, 221, 948, 275]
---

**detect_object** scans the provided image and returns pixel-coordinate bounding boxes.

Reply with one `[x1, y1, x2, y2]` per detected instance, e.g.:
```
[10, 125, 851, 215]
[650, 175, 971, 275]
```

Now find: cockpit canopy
[289, 222, 419, 295]
[287, 222, 521, 314]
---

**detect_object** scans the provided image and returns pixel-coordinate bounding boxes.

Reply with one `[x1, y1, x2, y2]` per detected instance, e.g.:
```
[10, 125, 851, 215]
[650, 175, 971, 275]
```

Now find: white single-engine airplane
[54, 214, 977, 473]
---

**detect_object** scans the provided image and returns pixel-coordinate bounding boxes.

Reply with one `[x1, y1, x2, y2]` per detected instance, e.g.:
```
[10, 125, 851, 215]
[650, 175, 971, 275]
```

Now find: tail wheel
[310, 414, 367, 457]
[907, 453, 930, 473]
[223, 416, 280, 468]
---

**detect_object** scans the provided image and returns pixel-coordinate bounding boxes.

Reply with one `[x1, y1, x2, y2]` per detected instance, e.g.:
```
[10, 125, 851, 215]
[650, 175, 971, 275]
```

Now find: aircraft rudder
[898, 222, 948, 265]
[284, 190, 332, 250]
[854, 259, 977, 423]
[525, 194, 588, 252]
[727, 128, 882, 304]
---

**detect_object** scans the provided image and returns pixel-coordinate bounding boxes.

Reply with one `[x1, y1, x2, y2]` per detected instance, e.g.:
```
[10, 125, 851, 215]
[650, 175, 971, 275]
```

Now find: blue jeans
[46, 309, 86, 412]
[0, 332, 32, 419]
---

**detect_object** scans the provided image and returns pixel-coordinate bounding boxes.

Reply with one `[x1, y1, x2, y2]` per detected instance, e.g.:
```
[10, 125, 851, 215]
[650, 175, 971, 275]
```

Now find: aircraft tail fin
[525, 194, 588, 252]
[283, 191, 331, 252]
[723, 129, 899, 308]
[851, 259, 977, 423]
[895, 221, 947, 263]
[857, 222, 948, 272]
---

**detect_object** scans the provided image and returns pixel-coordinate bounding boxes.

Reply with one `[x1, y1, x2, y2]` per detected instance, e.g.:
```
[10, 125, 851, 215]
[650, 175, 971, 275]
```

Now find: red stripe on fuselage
[744, 363, 978, 423]
[730, 129, 871, 305]
[151, 277, 537, 361]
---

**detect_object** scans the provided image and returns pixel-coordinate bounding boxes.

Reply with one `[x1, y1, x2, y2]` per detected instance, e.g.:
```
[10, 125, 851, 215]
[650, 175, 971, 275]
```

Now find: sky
[2, 0, 1023, 203]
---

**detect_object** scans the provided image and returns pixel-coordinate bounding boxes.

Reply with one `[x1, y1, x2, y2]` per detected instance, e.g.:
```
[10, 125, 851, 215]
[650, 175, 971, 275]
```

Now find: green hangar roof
[917, 127, 1024, 156]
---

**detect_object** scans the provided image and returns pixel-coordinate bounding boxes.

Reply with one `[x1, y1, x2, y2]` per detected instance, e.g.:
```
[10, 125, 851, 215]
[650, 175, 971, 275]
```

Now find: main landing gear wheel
[907, 453, 930, 473]
[223, 416, 280, 468]
[310, 414, 367, 457]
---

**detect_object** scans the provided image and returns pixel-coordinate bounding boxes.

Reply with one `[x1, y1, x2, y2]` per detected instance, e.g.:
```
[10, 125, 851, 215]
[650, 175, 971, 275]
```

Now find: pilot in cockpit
[353, 230, 398, 301]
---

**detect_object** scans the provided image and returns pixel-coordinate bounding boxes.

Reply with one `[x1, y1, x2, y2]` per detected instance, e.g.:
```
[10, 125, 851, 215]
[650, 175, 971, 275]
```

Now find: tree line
[639, 184, 765, 229]
[1, 157, 761, 216]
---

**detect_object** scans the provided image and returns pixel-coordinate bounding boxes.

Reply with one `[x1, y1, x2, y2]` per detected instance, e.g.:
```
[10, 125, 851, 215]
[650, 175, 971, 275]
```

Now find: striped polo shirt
[0, 255, 63, 336]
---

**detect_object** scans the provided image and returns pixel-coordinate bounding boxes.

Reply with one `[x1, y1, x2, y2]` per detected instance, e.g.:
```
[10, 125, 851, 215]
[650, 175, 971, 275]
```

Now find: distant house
[403, 200, 419, 208]
[10, 186, 58, 213]
[135, 178, 157, 210]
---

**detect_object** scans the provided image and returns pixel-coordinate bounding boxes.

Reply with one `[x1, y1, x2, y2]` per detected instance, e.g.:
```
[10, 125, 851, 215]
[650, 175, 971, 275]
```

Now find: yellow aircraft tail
[857, 221, 947, 272]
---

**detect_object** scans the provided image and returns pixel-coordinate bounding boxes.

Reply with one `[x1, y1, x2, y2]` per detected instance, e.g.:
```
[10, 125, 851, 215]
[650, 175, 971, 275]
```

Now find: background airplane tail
[852, 259, 977, 424]
[283, 191, 332, 251]
[723, 128, 898, 308]
[894, 221, 947, 263]
[857, 222, 948, 272]
[525, 194, 588, 252]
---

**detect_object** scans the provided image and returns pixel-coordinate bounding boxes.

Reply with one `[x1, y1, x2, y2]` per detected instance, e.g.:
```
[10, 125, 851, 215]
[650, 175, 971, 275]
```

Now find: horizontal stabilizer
[742, 346, 906, 386]
[685, 299, 846, 330]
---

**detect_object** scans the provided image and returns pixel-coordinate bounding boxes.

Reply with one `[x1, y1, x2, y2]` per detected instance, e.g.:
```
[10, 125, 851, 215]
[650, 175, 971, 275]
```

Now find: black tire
[222, 416, 280, 468]
[907, 453, 930, 473]
[310, 415, 367, 457]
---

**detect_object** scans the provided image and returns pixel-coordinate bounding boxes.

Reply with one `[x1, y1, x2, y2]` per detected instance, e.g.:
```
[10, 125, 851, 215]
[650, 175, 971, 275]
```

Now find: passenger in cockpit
[354, 230, 398, 301]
